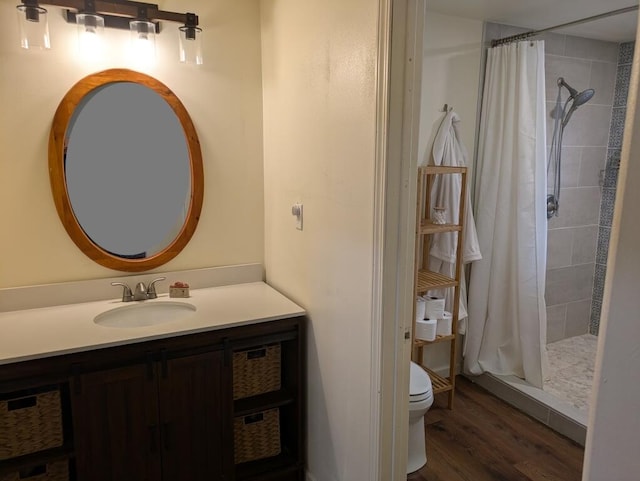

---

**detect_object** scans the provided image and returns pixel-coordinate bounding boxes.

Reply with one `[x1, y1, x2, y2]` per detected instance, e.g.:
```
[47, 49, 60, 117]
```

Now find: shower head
[557, 77, 596, 127]
[562, 88, 596, 127]
[573, 88, 595, 107]
[558, 77, 595, 105]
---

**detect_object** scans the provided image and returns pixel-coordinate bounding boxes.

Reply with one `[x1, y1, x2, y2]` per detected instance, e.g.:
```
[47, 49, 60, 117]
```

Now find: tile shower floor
[545, 334, 598, 412]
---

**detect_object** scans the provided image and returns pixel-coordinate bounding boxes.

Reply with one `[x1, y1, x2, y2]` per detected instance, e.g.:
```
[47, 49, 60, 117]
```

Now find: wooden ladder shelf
[411, 165, 468, 409]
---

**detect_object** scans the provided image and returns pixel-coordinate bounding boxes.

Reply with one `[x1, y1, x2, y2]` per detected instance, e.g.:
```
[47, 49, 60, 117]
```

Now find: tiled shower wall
[543, 35, 619, 343]
[483, 23, 618, 343]
[590, 42, 635, 335]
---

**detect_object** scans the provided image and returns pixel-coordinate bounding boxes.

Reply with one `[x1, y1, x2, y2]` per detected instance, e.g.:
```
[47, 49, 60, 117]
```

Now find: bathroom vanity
[0, 68, 308, 481]
[0, 282, 305, 481]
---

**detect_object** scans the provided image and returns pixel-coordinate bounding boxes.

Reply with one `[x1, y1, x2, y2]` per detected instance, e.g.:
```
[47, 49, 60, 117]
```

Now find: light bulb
[129, 20, 156, 65]
[76, 13, 104, 60]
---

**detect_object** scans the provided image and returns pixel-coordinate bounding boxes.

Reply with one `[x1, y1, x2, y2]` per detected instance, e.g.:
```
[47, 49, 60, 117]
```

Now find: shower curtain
[464, 40, 548, 389]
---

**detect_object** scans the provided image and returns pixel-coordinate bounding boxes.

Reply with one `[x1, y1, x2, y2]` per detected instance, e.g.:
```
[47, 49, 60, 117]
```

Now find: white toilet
[407, 361, 434, 474]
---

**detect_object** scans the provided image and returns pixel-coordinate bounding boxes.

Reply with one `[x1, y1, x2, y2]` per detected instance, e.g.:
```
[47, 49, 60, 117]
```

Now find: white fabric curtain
[465, 40, 548, 389]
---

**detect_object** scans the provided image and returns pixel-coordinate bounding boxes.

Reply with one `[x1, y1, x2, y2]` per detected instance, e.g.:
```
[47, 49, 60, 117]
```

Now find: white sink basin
[94, 301, 197, 328]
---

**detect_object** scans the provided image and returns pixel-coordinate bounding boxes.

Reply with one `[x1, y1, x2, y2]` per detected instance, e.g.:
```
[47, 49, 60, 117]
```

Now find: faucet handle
[111, 282, 134, 302]
[147, 277, 166, 299]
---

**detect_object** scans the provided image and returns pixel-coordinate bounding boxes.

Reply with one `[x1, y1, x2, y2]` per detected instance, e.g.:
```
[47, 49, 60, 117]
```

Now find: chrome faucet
[133, 282, 148, 301]
[111, 277, 166, 302]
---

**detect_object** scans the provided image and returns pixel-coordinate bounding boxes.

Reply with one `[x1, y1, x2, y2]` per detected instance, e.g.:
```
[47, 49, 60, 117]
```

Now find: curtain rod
[491, 5, 639, 47]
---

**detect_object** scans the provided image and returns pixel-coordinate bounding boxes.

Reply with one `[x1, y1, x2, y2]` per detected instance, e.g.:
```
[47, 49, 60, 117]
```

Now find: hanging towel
[427, 111, 481, 333]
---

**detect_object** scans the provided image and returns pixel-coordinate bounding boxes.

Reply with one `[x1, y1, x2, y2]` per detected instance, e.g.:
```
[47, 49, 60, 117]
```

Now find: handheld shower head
[573, 88, 595, 107]
[557, 77, 596, 127]
[562, 88, 595, 127]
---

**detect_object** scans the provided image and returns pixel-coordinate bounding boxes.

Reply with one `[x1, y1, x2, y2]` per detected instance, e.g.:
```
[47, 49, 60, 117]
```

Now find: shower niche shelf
[412, 165, 467, 409]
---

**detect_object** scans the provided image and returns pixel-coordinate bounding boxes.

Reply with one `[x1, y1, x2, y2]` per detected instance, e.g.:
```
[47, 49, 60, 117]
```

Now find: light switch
[291, 203, 303, 230]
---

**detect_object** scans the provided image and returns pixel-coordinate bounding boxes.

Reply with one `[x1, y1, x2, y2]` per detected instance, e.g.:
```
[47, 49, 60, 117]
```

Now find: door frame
[372, 0, 426, 478]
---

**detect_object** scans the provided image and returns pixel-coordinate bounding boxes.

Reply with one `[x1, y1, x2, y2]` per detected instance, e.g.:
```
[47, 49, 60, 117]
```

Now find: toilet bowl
[407, 361, 434, 474]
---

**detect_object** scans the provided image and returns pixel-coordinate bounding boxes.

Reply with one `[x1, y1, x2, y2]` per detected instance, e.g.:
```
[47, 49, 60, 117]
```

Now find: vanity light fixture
[129, 5, 156, 62]
[16, 0, 50, 49]
[178, 13, 202, 65]
[76, 0, 104, 58]
[16, 0, 202, 64]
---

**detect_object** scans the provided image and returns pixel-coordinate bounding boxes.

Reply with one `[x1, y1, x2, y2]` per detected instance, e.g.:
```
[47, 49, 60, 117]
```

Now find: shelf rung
[421, 166, 467, 174]
[424, 368, 453, 394]
[414, 334, 455, 346]
[234, 389, 295, 417]
[420, 222, 462, 234]
[416, 270, 458, 293]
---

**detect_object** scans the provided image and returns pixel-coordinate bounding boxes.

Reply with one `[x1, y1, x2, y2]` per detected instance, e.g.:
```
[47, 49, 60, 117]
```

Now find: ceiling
[426, 0, 638, 43]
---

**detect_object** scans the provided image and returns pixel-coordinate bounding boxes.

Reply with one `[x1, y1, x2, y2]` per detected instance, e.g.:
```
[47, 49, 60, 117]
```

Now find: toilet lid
[410, 361, 433, 398]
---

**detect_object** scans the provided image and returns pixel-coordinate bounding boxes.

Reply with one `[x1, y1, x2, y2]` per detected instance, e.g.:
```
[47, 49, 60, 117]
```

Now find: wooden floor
[407, 377, 584, 481]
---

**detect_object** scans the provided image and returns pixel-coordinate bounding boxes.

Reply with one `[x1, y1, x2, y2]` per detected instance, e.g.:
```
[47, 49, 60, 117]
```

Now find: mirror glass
[49, 69, 203, 272]
[65, 82, 191, 259]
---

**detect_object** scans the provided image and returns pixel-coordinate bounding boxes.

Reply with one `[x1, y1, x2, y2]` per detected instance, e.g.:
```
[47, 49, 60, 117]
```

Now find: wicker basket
[233, 344, 281, 400]
[0, 460, 69, 481]
[234, 408, 281, 464]
[0, 390, 63, 460]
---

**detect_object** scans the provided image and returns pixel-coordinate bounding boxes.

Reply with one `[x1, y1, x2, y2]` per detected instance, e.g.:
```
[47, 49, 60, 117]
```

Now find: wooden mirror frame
[49, 69, 204, 272]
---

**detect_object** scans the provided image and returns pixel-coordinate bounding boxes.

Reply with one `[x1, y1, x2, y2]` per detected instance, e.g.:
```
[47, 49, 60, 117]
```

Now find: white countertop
[0, 282, 305, 366]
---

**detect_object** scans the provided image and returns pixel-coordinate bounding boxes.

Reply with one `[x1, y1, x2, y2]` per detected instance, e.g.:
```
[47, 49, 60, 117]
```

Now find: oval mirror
[49, 69, 203, 272]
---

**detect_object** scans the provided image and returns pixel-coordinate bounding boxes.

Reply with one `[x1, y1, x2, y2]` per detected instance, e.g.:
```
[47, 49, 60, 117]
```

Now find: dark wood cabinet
[0, 316, 305, 481]
[70, 363, 162, 481]
[158, 351, 225, 481]
[70, 351, 224, 481]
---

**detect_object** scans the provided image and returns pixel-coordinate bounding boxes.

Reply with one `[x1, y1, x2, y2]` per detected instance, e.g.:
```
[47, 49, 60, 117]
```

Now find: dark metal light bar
[34, 0, 198, 28]
[64, 10, 160, 32]
[18, 0, 202, 63]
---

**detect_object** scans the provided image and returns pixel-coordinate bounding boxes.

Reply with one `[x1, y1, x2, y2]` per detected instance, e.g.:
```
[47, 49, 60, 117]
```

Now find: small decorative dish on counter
[169, 281, 190, 298]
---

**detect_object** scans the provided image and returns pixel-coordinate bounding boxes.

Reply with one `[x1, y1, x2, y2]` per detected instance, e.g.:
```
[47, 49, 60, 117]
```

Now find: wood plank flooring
[407, 377, 584, 481]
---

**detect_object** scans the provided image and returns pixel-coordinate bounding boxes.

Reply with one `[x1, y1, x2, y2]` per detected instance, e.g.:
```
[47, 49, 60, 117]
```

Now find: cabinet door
[158, 350, 224, 481]
[71, 363, 161, 481]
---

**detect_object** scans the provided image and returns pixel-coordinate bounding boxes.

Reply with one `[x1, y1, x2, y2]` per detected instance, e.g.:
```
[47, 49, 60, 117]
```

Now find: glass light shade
[76, 13, 104, 59]
[178, 26, 203, 65]
[16, 4, 50, 50]
[129, 20, 156, 63]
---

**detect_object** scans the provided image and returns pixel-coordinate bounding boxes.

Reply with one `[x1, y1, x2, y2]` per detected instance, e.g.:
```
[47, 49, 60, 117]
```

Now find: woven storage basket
[234, 408, 281, 464]
[0, 390, 63, 460]
[0, 460, 69, 481]
[233, 344, 281, 400]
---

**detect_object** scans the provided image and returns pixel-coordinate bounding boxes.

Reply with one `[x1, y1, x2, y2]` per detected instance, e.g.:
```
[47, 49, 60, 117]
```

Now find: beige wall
[418, 12, 482, 166]
[419, 12, 482, 372]
[260, 0, 379, 479]
[0, 0, 265, 288]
